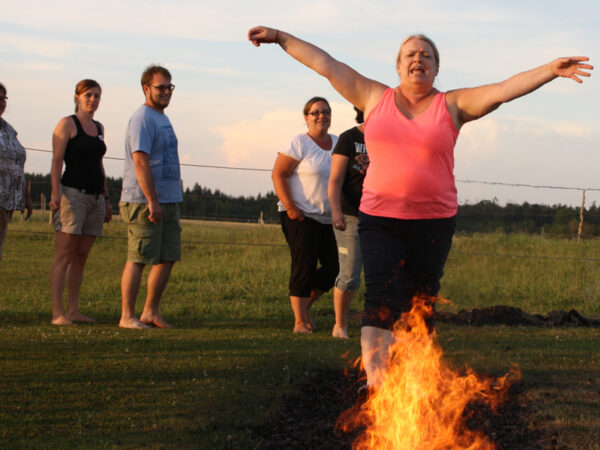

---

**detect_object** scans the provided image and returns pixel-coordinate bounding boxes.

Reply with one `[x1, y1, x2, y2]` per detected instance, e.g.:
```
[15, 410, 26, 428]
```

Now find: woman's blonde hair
[396, 34, 440, 68]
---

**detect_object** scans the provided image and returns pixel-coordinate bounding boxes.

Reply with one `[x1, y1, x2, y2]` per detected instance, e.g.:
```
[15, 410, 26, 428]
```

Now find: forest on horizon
[25, 173, 600, 238]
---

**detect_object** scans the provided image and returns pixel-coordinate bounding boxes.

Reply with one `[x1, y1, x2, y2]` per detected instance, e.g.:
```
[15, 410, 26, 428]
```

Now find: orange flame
[339, 297, 519, 449]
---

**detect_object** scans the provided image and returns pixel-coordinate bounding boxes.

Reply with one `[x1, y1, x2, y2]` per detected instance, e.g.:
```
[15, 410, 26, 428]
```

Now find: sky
[1, 0, 599, 207]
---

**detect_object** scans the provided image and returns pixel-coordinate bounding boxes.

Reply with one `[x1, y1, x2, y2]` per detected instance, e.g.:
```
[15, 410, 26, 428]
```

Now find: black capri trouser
[280, 212, 339, 297]
[358, 211, 456, 330]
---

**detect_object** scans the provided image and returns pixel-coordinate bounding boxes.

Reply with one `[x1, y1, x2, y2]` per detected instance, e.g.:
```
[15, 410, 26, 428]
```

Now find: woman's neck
[76, 110, 94, 123]
[307, 130, 331, 150]
[396, 83, 437, 104]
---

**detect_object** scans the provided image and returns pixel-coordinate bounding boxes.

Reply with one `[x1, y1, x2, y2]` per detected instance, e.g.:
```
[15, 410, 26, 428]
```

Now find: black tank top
[60, 114, 106, 194]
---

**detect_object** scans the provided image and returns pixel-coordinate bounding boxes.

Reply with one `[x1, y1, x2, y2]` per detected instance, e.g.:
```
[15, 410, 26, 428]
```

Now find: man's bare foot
[119, 318, 150, 329]
[140, 314, 173, 329]
[51, 315, 74, 326]
[307, 317, 317, 331]
[293, 324, 312, 334]
[67, 311, 96, 322]
[332, 326, 349, 339]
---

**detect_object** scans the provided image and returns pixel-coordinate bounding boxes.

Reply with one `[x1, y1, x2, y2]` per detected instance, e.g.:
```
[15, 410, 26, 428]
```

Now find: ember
[339, 297, 520, 449]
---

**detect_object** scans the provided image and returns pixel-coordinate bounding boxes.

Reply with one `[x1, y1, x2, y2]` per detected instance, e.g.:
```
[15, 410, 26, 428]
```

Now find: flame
[339, 297, 519, 449]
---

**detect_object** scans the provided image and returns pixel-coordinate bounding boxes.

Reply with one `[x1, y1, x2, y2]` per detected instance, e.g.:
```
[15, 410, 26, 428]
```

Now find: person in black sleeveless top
[49, 79, 112, 326]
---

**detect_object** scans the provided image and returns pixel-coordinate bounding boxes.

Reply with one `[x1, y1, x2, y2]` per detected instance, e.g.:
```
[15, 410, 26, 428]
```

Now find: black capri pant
[280, 212, 339, 297]
[358, 211, 456, 330]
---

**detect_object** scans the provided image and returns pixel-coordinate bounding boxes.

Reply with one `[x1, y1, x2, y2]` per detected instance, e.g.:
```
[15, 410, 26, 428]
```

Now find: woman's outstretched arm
[447, 56, 593, 128]
[248, 26, 387, 114]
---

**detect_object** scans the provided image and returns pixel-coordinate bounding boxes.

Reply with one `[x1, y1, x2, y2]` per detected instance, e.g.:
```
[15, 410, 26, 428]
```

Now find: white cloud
[457, 118, 502, 161]
[212, 100, 356, 168]
[0, 31, 83, 59]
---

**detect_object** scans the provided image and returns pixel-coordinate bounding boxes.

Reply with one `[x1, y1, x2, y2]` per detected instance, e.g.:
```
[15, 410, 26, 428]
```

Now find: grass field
[1, 213, 599, 448]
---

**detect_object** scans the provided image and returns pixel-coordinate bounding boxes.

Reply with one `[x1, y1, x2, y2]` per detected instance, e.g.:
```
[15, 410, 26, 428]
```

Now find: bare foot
[293, 324, 312, 334]
[306, 312, 316, 331]
[51, 315, 74, 326]
[332, 326, 349, 339]
[67, 311, 96, 323]
[119, 318, 150, 329]
[140, 314, 173, 329]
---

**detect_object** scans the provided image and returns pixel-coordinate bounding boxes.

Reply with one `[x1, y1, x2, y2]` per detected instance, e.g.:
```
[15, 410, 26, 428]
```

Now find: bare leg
[119, 261, 148, 329]
[50, 232, 79, 325]
[140, 261, 175, 328]
[332, 287, 353, 339]
[290, 296, 311, 333]
[65, 234, 97, 322]
[361, 326, 396, 388]
[306, 288, 324, 330]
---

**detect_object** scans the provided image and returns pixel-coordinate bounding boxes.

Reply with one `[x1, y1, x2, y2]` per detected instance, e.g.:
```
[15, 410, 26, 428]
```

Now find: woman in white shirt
[272, 97, 339, 334]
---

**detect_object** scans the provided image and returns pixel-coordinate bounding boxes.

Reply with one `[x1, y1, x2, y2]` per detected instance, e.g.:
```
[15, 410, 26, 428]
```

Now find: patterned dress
[0, 118, 26, 211]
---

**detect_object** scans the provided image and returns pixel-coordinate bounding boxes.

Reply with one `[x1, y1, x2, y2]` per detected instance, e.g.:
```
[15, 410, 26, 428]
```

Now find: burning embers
[339, 297, 519, 449]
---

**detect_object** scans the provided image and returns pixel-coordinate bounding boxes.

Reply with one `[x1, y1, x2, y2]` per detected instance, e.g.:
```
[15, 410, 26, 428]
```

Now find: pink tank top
[360, 89, 459, 219]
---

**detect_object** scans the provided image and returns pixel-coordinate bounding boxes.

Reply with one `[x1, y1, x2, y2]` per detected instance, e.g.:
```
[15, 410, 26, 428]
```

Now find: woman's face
[304, 100, 331, 135]
[75, 87, 101, 114]
[0, 89, 6, 118]
[396, 38, 438, 86]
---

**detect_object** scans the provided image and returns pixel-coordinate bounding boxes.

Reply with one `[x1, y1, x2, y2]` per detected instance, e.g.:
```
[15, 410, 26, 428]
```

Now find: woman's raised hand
[551, 56, 593, 83]
[248, 26, 278, 47]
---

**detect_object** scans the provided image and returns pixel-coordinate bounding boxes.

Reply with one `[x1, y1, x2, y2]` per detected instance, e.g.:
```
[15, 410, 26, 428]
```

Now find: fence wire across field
[9, 228, 600, 262]
[23, 147, 600, 192]
[21, 146, 600, 240]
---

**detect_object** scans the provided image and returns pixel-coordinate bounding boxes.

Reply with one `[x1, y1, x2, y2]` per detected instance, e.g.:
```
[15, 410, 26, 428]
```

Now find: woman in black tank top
[49, 79, 112, 326]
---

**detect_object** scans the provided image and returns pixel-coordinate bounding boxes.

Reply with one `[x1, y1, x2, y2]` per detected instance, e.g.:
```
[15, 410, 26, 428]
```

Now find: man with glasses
[118, 65, 182, 329]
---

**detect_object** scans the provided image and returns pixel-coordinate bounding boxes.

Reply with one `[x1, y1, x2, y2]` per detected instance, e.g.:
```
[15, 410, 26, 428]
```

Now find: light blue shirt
[120, 105, 183, 203]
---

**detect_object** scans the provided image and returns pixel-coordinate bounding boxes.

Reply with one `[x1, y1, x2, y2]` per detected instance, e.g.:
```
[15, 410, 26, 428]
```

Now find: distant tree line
[26, 173, 279, 224]
[456, 199, 600, 238]
[25, 173, 600, 236]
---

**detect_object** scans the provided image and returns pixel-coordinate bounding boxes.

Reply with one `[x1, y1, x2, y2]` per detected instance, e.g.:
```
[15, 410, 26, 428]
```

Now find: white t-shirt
[277, 133, 338, 224]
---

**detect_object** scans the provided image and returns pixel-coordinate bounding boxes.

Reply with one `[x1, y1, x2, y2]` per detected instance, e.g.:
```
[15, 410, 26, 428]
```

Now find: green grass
[1, 214, 599, 448]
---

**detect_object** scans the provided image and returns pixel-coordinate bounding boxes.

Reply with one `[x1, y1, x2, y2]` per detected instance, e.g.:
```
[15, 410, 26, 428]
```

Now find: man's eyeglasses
[307, 110, 331, 117]
[0, 96, 7, 102]
[150, 84, 175, 93]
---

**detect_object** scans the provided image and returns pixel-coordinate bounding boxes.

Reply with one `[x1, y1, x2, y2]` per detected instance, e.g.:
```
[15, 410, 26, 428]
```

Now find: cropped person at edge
[0, 82, 32, 263]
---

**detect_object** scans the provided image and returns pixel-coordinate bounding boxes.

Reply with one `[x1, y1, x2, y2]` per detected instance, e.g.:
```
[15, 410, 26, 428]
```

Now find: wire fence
[15, 146, 600, 261]
[24, 147, 600, 192]
[9, 224, 600, 263]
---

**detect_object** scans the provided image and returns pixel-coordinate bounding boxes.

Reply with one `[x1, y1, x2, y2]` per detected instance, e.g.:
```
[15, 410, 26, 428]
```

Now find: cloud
[0, 31, 83, 59]
[212, 101, 356, 169]
[457, 118, 502, 161]
[214, 109, 304, 168]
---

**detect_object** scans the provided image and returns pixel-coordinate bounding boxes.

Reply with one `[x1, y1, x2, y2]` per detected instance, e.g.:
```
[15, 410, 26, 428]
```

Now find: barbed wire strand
[24, 147, 600, 192]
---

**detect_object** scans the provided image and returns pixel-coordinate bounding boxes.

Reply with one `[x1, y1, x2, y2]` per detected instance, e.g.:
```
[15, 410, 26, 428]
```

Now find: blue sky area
[1, 0, 598, 206]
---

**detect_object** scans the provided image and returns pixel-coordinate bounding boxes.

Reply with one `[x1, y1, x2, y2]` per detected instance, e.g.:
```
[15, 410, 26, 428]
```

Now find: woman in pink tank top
[248, 25, 593, 387]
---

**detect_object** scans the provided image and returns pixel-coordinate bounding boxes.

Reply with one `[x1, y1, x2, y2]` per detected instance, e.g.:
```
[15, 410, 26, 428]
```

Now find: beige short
[0, 209, 12, 261]
[52, 185, 105, 236]
[119, 202, 181, 265]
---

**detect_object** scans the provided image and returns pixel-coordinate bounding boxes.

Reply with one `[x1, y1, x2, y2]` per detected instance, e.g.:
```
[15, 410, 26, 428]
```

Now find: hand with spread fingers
[551, 56, 593, 83]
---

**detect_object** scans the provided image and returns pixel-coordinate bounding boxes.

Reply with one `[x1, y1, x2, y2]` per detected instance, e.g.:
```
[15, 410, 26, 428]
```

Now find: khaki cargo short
[119, 202, 181, 265]
[52, 185, 105, 236]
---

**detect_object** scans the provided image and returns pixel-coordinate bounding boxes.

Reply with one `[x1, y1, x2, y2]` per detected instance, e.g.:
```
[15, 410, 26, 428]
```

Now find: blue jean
[358, 212, 455, 330]
[333, 215, 363, 292]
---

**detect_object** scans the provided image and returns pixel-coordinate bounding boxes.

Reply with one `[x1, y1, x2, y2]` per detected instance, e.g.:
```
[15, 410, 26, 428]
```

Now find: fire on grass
[339, 297, 520, 449]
